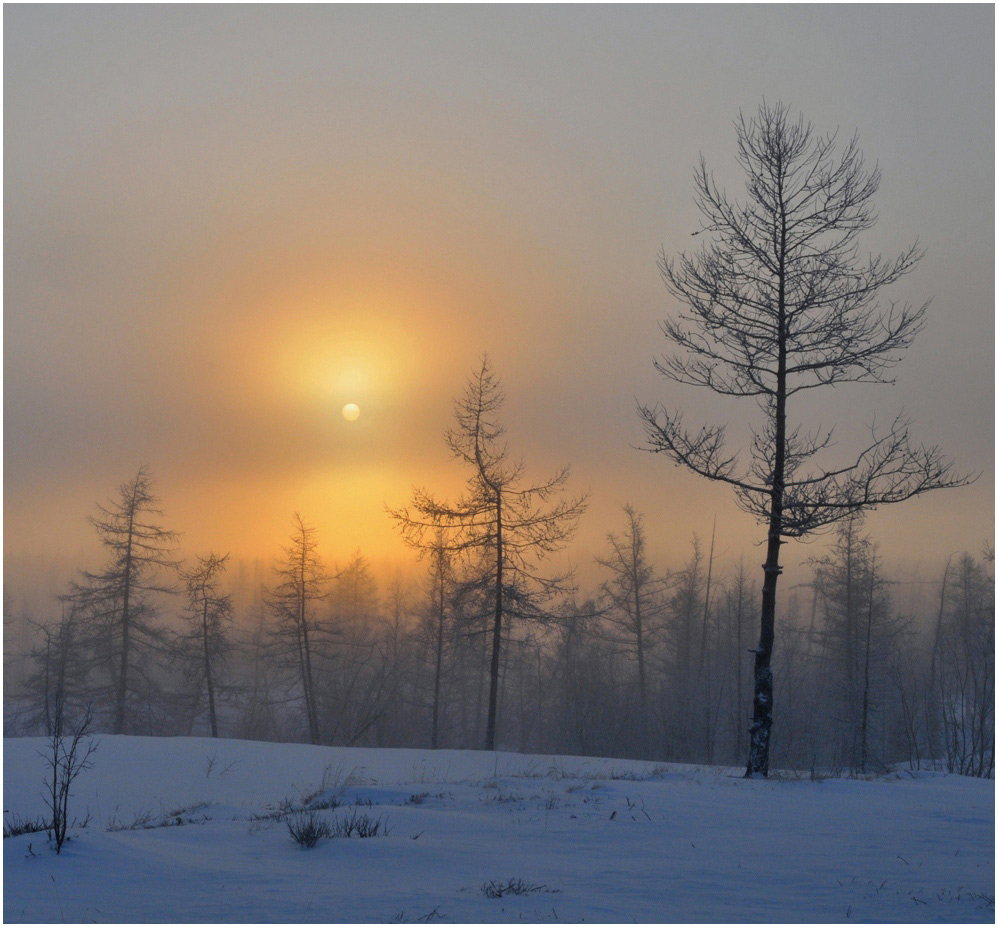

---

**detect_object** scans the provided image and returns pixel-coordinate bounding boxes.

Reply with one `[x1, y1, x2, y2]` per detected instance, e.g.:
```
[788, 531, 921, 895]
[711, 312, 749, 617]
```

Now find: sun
[342, 402, 361, 421]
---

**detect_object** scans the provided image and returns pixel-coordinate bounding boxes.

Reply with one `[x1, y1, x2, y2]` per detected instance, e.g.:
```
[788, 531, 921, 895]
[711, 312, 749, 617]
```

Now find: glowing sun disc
[342, 403, 361, 421]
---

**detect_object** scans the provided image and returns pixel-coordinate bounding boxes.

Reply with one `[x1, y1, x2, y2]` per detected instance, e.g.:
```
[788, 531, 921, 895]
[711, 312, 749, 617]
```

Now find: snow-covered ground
[3, 736, 994, 923]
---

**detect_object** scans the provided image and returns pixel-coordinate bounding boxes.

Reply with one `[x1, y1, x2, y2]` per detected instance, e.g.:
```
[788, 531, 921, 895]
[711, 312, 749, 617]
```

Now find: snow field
[3, 736, 994, 923]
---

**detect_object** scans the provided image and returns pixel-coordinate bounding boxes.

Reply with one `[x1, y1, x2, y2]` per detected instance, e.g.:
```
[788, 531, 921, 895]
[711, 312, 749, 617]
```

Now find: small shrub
[481, 878, 557, 899]
[606, 768, 642, 781]
[107, 809, 156, 832]
[3, 815, 51, 839]
[287, 811, 333, 848]
[287, 809, 389, 846]
[107, 806, 209, 832]
[482, 790, 524, 805]
[252, 795, 299, 823]
[166, 801, 209, 818]
[332, 810, 389, 838]
[305, 793, 342, 812]
[42, 706, 98, 853]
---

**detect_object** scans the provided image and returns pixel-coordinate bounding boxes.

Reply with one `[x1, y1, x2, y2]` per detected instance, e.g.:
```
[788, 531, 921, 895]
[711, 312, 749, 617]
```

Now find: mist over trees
[6, 464, 991, 779]
[3, 106, 991, 781]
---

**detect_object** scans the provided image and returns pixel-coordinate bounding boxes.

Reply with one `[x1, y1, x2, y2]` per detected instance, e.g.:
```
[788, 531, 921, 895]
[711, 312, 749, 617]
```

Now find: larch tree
[662, 536, 705, 759]
[175, 552, 233, 738]
[595, 504, 666, 754]
[935, 552, 994, 777]
[24, 604, 88, 737]
[811, 516, 898, 772]
[322, 550, 385, 746]
[720, 557, 755, 762]
[638, 102, 968, 777]
[416, 528, 457, 749]
[331, 551, 379, 630]
[390, 356, 587, 750]
[267, 514, 328, 745]
[68, 466, 179, 734]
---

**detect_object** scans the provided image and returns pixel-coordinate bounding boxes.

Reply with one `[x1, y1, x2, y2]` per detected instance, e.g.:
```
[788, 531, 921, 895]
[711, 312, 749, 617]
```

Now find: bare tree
[22, 604, 88, 738]
[417, 529, 456, 749]
[267, 514, 328, 745]
[719, 557, 755, 762]
[659, 536, 704, 759]
[320, 553, 387, 747]
[235, 595, 279, 742]
[43, 703, 97, 854]
[390, 356, 587, 750]
[175, 553, 232, 738]
[67, 466, 179, 734]
[639, 102, 970, 776]
[811, 517, 899, 772]
[595, 504, 666, 755]
[935, 553, 994, 777]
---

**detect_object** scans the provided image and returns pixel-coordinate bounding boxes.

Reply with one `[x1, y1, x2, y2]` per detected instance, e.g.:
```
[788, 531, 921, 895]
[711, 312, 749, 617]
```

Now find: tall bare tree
[422, 529, 455, 749]
[175, 553, 232, 738]
[267, 514, 328, 745]
[811, 517, 898, 772]
[935, 552, 994, 777]
[660, 536, 704, 759]
[390, 356, 587, 750]
[595, 504, 665, 754]
[68, 466, 179, 734]
[720, 557, 754, 762]
[24, 605, 87, 737]
[639, 102, 969, 776]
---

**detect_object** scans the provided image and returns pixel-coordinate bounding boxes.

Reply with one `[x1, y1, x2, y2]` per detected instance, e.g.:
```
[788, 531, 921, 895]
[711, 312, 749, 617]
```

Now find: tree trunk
[701, 518, 716, 763]
[747, 525, 782, 777]
[632, 537, 647, 757]
[202, 593, 218, 738]
[734, 563, 745, 762]
[296, 543, 320, 746]
[484, 492, 503, 751]
[844, 518, 857, 767]
[746, 202, 787, 779]
[926, 558, 950, 767]
[431, 556, 445, 749]
[43, 634, 53, 737]
[114, 502, 136, 735]
[860, 559, 876, 774]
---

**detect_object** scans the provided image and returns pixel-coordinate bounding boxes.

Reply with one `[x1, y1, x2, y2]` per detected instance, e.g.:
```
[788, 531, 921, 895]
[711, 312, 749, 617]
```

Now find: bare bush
[332, 810, 389, 838]
[481, 878, 558, 899]
[42, 704, 97, 853]
[287, 809, 389, 847]
[3, 814, 50, 839]
[287, 811, 333, 848]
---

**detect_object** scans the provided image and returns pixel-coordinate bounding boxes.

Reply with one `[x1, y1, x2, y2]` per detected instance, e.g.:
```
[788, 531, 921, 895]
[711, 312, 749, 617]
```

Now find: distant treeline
[3, 464, 993, 779]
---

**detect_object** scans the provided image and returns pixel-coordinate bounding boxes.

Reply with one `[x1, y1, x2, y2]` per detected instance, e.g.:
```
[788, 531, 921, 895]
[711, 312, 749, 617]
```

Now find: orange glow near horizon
[4, 6, 992, 611]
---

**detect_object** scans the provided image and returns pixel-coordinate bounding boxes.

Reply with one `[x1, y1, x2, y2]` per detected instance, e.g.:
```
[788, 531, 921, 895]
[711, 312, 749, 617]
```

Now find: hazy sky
[4, 5, 994, 599]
